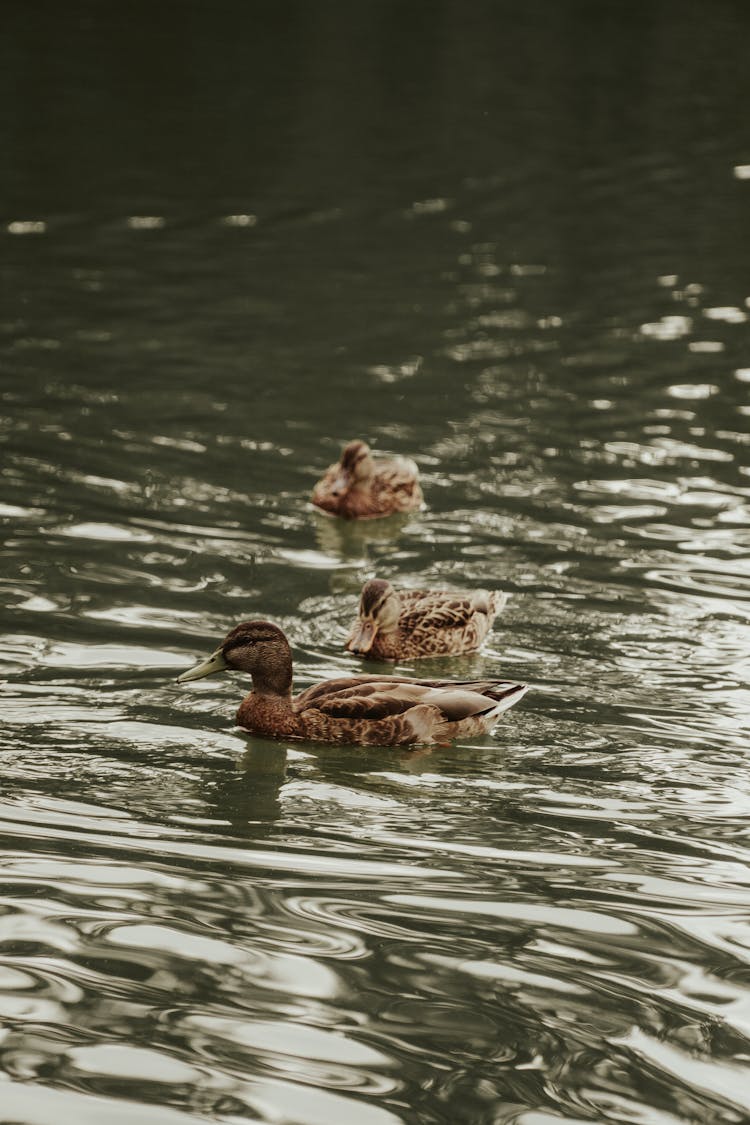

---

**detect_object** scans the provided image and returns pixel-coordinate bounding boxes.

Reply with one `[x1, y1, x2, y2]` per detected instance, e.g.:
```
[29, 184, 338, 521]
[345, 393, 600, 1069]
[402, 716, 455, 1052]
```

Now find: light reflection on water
[2, 1, 750, 1123]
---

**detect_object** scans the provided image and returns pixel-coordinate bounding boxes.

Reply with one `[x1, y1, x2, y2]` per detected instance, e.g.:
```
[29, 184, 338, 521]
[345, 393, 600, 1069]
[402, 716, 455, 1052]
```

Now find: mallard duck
[311, 439, 423, 519]
[177, 620, 527, 747]
[346, 579, 507, 661]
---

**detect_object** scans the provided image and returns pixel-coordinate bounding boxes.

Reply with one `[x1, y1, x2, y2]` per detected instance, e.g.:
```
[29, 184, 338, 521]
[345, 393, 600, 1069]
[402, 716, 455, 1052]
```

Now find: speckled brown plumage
[346, 579, 507, 661]
[311, 439, 423, 519]
[177, 620, 527, 747]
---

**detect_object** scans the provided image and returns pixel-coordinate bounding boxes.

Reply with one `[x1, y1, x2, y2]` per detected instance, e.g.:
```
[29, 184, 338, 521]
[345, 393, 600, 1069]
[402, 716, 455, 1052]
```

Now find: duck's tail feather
[486, 682, 529, 715]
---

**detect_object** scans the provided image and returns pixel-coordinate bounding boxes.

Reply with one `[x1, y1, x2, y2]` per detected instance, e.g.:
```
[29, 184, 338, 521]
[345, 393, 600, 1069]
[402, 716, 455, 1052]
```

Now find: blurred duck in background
[312, 439, 423, 519]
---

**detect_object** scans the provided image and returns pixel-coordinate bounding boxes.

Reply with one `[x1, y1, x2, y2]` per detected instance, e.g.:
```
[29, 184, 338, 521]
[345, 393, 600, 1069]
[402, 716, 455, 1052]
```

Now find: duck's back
[364, 455, 423, 517]
[392, 588, 503, 658]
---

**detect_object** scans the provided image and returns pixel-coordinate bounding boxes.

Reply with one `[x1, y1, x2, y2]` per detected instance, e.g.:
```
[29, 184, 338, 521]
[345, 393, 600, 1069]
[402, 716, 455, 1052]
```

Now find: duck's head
[346, 579, 401, 655]
[329, 440, 375, 497]
[177, 620, 293, 695]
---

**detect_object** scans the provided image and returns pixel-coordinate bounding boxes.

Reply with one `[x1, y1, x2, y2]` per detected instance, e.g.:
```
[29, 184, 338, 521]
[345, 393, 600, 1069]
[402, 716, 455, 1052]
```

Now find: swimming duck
[346, 579, 507, 661]
[311, 440, 423, 519]
[177, 620, 527, 747]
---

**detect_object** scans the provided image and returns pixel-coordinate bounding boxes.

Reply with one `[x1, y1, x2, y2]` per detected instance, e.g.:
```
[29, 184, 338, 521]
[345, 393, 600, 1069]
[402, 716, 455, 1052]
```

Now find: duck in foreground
[177, 621, 527, 747]
[347, 578, 507, 661]
[311, 439, 423, 519]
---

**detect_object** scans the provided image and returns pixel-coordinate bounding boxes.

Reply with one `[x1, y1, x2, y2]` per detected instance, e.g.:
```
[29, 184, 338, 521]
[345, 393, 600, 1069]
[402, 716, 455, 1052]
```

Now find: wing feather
[401, 597, 481, 632]
[294, 674, 522, 724]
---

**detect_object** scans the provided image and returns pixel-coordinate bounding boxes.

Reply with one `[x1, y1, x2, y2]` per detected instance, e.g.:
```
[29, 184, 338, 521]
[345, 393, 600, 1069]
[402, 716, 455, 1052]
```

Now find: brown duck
[311, 439, 423, 519]
[346, 579, 507, 661]
[177, 621, 527, 747]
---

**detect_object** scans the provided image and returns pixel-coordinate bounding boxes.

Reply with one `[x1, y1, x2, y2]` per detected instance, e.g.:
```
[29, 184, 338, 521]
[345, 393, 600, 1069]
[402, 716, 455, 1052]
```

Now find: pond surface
[2, 2, 750, 1122]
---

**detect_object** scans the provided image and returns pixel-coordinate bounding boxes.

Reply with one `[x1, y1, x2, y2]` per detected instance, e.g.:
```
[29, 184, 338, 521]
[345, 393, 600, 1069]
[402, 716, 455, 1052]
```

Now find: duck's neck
[249, 648, 293, 699]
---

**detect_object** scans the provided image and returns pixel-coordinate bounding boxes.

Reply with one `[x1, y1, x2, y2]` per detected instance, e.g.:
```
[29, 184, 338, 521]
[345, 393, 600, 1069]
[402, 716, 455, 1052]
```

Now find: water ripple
[3, 11, 750, 1120]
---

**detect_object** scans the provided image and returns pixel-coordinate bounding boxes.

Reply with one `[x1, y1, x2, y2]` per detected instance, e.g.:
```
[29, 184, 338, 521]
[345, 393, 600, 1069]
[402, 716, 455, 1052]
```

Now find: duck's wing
[295, 675, 376, 711]
[410, 677, 527, 708]
[374, 454, 419, 482]
[295, 676, 409, 716]
[371, 457, 423, 509]
[400, 593, 485, 632]
[295, 675, 525, 722]
[400, 589, 503, 625]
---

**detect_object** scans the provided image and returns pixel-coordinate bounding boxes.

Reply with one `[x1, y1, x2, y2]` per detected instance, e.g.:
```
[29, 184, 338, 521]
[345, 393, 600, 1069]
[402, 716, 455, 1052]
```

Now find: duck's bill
[346, 619, 377, 655]
[176, 648, 228, 683]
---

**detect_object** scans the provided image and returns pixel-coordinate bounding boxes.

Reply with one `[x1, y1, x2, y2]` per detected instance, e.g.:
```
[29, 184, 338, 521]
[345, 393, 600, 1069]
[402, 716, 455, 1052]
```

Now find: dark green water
[2, 2, 750, 1122]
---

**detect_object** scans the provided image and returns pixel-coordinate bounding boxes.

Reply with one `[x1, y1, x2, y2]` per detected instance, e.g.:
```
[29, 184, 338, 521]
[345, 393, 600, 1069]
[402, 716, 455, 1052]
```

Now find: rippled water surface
[2, 2, 750, 1122]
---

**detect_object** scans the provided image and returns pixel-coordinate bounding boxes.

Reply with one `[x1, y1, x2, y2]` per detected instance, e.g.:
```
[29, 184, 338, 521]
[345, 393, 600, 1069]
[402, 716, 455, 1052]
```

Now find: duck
[346, 579, 507, 661]
[311, 439, 423, 519]
[176, 620, 527, 747]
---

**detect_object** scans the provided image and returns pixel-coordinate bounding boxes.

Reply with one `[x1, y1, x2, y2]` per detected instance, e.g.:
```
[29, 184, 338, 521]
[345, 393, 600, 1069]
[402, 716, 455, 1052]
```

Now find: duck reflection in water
[312, 506, 412, 561]
[206, 739, 289, 833]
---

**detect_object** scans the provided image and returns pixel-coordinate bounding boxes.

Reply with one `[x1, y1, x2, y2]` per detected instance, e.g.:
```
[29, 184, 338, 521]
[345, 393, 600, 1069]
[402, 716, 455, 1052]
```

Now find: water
[2, 1, 750, 1121]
